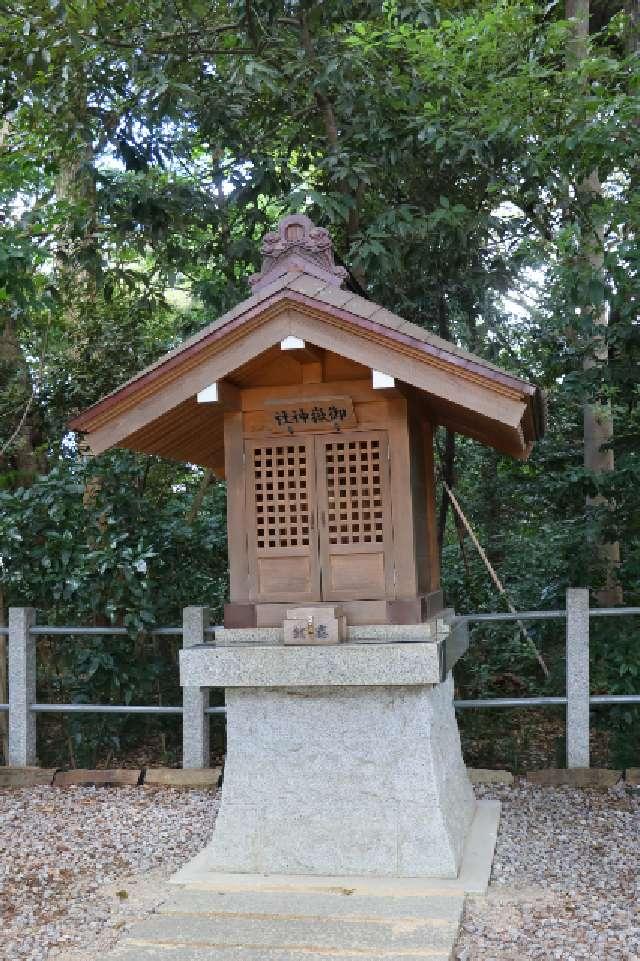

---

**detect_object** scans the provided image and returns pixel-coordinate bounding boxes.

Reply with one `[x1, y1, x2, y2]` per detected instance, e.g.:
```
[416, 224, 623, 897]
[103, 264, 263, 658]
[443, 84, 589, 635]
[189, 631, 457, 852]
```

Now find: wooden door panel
[326, 552, 385, 595]
[317, 432, 394, 601]
[257, 555, 314, 597]
[246, 438, 320, 602]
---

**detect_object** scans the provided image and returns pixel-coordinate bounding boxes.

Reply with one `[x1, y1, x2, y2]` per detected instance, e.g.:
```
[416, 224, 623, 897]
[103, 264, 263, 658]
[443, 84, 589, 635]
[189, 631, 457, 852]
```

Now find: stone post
[566, 588, 590, 768]
[182, 606, 211, 769]
[8, 607, 37, 766]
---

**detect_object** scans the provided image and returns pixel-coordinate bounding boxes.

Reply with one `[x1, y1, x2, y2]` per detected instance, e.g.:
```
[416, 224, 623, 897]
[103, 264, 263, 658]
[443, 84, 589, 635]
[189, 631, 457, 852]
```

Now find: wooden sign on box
[265, 396, 356, 434]
[283, 606, 346, 645]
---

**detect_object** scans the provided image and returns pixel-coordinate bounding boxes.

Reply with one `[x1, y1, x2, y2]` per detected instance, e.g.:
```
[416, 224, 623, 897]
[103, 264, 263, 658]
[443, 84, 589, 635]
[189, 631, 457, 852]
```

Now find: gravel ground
[0, 785, 220, 961]
[455, 782, 640, 960]
[1, 781, 638, 960]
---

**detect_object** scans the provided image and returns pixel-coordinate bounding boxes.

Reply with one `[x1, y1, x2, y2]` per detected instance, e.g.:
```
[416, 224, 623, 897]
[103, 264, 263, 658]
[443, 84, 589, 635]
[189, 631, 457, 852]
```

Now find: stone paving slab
[105, 878, 464, 961]
[125, 913, 459, 951]
[108, 945, 452, 960]
[143, 767, 222, 788]
[103, 801, 500, 961]
[53, 768, 141, 787]
[159, 887, 464, 922]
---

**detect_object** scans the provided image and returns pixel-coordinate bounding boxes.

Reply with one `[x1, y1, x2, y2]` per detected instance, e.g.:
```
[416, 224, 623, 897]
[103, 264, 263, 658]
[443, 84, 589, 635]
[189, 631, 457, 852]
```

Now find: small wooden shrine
[72, 214, 546, 880]
[71, 215, 545, 629]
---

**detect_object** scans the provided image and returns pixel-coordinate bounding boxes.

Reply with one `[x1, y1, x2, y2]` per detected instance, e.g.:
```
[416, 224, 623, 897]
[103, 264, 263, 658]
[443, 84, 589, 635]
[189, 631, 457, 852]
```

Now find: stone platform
[180, 620, 475, 879]
[106, 883, 464, 961]
[203, 677, 473, 877]
[104, 802, 500, 961]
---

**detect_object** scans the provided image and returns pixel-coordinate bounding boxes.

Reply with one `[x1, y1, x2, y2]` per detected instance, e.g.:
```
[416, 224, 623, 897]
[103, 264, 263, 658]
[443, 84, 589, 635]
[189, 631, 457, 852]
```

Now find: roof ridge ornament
[249, 214, 347, 293]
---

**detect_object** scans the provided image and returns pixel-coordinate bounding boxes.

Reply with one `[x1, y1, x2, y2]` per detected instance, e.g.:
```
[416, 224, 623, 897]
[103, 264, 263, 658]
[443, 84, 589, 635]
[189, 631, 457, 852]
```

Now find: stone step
[172, 800, 501, 896]
[159, 888, 464, 923]
[124, 912, 459, 952]
[108, 945, 453, 961]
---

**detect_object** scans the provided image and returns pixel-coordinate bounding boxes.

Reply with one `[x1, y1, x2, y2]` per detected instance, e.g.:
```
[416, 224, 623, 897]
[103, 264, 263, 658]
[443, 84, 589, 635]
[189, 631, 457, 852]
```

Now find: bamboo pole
[443, 480, 550, 678]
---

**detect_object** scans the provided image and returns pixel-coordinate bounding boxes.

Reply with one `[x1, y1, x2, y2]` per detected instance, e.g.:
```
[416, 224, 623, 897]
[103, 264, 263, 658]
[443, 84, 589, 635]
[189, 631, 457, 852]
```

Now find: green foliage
[0, 452, 228, 765]
[0, 452, 228, 624]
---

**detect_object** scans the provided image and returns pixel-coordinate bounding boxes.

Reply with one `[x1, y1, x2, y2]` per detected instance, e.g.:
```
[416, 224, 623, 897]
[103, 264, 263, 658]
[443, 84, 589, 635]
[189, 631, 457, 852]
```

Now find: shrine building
[70, 214, 545, 629]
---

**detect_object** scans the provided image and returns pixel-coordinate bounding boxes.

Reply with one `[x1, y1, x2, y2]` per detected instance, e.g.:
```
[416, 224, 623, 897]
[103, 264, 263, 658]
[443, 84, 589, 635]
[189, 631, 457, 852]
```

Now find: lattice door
[316, 431, 393, 601]
[245, 437, 320, 602]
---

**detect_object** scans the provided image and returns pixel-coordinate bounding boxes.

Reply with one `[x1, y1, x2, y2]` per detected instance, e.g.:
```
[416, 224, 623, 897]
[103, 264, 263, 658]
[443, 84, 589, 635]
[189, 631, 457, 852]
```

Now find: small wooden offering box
[283, 606, 346, 645]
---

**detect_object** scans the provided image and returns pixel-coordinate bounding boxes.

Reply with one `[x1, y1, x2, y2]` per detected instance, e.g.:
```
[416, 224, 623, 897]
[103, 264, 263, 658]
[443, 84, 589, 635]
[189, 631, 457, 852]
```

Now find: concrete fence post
[8, 607, 37, 766]
[566, 588, 590, 768]
[182, 606, 210, 769]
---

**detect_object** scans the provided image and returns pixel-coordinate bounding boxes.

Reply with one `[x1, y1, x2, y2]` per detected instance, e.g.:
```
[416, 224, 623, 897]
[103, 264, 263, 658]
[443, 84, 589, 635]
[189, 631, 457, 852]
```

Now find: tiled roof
[105, 268, 533, 402]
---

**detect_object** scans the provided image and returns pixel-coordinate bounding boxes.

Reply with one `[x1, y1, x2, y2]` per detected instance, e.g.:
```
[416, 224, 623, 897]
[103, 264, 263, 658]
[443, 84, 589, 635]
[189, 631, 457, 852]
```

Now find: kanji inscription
[266, 396, 357, 433]
[283, 610, 345, 645]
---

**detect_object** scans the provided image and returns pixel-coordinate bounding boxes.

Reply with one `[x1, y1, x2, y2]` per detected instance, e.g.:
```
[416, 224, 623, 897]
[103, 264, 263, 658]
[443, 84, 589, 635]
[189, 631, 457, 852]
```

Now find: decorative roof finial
[249, 214, 347, 293]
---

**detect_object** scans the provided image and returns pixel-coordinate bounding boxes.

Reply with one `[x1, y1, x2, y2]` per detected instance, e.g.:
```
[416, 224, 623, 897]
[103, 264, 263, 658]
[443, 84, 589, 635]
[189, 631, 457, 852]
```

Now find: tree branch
[0, 393, 34, 458]
[186, 469, 214, 524]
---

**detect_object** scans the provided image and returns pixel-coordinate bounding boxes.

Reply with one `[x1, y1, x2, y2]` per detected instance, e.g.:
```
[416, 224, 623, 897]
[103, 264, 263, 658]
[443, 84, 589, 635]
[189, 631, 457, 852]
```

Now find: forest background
[1, 0, 639, 769]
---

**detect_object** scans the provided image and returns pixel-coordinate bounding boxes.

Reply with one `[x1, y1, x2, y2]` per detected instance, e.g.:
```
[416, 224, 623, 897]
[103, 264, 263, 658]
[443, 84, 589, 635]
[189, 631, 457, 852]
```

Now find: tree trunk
[0, 589, 7, 763]
[625, 0, 639, 55]
[437, 428, 456, 558]
[0, 319, 41, 481]
[299, 6, 366, 287]
[0, 113, 44, 482]
[55, 140, 98, 319]
[566, 0, 622, 604]
[434, 293, 459, 560]
[186, 469, 215, 524]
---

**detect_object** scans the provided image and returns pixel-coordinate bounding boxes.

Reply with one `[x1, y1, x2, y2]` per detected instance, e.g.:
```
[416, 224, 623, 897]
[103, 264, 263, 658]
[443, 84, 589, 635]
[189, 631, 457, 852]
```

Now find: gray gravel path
[455, 782, 640, 960]
[1, 781, 638, 960]
[0, 785, 219, 961]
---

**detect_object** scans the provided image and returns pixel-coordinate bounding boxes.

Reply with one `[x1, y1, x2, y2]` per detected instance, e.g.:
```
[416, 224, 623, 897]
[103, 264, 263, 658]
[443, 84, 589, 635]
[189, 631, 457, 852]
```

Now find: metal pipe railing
[461, 610, 564, 622]
[2, 596, 639, 768]
[31, 703, 184, 715]
[455, 696, 568, 708]
[27, 703, 227, 715]
[29, 626, 186, 636]
[461, 608, 640, 623]
[3, 696, 640, 715]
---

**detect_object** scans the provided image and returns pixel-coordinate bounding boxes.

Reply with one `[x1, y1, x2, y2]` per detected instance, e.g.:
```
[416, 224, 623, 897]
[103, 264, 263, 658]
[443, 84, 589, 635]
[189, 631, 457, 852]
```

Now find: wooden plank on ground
[0, 767, 57, 787]
[53, 769, 142, 787]
[625, 768, 640, 786]
[143, 767, 222, 788]
[526, 768, 621, 788]
[468, 768, 514, 786]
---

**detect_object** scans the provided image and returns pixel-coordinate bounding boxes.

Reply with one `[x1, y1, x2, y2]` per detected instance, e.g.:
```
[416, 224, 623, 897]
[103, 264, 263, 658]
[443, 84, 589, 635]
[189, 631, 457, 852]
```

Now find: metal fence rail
[1, 590, 639, 769]
[460, 608, 640, 622]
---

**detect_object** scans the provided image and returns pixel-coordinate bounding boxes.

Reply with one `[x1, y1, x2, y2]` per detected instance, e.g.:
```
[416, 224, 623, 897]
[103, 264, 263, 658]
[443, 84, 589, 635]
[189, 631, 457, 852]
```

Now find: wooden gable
[69, 219, 545, 469]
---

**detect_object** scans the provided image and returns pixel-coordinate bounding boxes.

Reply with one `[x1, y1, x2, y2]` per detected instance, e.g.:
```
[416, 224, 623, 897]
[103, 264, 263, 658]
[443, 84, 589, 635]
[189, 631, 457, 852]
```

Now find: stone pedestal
[180, 625, 475, 879]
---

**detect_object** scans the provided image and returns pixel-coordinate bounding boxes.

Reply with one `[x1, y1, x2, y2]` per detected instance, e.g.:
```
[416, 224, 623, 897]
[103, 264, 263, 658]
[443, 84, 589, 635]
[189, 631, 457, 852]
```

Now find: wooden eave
[69, 273, 546, 466]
